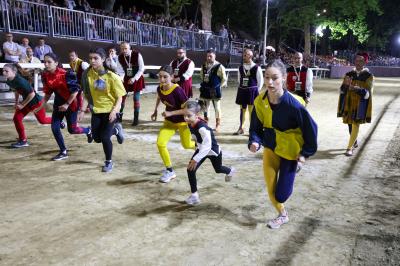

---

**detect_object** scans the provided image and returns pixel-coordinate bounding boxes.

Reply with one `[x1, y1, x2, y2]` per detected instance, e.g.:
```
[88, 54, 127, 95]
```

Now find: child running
[35, 52, 91, 161]
[151, 65, 195, 183]
[163, 99, 236, 205]
[249, 59, 318, 229]
[79, 48, 125, 172]
[3, 63, 54, 148]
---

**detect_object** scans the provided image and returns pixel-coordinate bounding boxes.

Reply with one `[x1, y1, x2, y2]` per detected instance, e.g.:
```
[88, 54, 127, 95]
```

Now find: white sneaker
[267, 213, 289, 229]
[185, 192, 200, 205]
[159, 169, 176, 183]
[225, 167, 236, 182]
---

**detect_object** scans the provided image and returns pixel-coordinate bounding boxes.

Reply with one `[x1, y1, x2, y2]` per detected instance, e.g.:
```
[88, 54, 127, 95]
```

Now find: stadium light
[313, 26, 324, 67]
[262, 0, 270, 65]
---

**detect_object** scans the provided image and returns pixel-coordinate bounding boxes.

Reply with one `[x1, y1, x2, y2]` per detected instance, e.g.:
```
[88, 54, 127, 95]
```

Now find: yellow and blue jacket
[249, 89, 318, 160]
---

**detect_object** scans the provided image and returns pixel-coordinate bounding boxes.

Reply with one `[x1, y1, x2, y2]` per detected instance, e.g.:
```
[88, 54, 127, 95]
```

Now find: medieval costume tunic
[286, 65, 313, 101]
[337, 68, 373, 124]
[170, 57, 195, 97]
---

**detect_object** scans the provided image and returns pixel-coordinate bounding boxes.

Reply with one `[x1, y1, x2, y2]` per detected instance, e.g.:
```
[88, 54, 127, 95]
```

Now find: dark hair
[69, 50, 77, 55]
[158, 65, 173, 75]
[265, 59, 287, 77]
[184, 98, 206, 113]
[177, 47, 186, 52]
[207, 49, 216, 54]
[89, 48, 107, 59]
[44, 53, 63, 68]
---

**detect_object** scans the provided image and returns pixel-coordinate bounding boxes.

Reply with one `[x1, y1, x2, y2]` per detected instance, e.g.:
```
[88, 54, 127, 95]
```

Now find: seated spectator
[33, 38, 53, 62]
[3, 33, 21, 63]
[19, 37, 31, 60]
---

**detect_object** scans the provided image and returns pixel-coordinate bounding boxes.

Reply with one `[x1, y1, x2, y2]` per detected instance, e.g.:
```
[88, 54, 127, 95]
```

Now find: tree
[146, 0, 192, 18]
[199, 0, 212, 31]
[275, 0, 380, 55]
[101, 0, 116, 12]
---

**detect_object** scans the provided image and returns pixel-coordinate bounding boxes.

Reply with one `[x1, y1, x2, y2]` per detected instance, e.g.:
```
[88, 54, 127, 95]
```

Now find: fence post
[48, 6, 54, 37]
[158, 26, 162, 47]
[113, 18, 117, 44]
[1, 0, 9, 32]
[138, 22, 142, 46]
[192, 31, 195, 51]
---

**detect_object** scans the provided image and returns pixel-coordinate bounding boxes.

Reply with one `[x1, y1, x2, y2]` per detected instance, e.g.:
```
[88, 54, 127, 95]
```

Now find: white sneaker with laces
[185, 192, 200, 205]
[267, 213, 289, 229]
[159, 169, 176, 183]
[225, 167, 236, 182]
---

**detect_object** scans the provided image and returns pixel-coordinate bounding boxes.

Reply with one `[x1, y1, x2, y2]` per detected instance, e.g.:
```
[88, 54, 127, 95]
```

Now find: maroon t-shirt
[157, 84, 188, 123]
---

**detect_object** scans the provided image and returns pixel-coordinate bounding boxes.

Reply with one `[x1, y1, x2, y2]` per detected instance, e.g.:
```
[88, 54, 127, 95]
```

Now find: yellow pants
[240, 104, 254, 128]
[263, 148, 285, 213]
[347, 123, 360, 149]
[157, 120, 195, 168]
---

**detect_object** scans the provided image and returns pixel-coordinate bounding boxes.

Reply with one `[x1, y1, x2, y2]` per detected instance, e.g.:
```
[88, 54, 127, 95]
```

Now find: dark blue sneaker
[52, 151, 68, 161]
[60, 121, 66, 129]
[114, 123, 125, 144]
[11, 140, 29, 148]
[102, 160, 113, 172]
[87, 128, 93, 143]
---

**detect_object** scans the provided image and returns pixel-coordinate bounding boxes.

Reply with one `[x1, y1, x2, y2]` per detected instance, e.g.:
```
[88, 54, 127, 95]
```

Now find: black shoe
[117, 112, 123, 123]
[114, 123, 125, 144]
[11, 140, 29, 148]
[132, 111, 139, 126]
[87, 128, 93, 143]
[52, 151, 68, 161]
[60, 121, 66, 129]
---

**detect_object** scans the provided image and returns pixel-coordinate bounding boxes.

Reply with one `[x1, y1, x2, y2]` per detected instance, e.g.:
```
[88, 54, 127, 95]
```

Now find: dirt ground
[0, 78, 399, 266]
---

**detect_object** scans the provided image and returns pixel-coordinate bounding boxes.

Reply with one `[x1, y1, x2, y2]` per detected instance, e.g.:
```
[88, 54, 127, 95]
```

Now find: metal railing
[51, 6, 85, 39]
[2, 0, 236, 54]
[115, 18, 139, 44]
[7, 0, 49, 35]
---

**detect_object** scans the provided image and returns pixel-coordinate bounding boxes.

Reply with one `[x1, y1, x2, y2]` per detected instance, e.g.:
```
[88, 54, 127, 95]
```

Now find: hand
[58, 103, 69, 112]
[187, 159, 197, 171]
[305, 97, 310, 104]
[174, 77, 180, 82]
[78, 111, 85, 122]
[128, 78, 135, 85]
[297, 155, 306, 164]
[162, 111, 172, 118]
[109, 110, 117, 122]
[249, 142, 259, 153]
[343, 76, 352, 86]
[151, 110, 157, 121]
[16, 104, 24, 110]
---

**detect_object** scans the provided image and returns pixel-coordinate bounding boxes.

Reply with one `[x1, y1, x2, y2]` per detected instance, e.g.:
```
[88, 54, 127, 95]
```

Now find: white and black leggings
[187, 150, 231, 193]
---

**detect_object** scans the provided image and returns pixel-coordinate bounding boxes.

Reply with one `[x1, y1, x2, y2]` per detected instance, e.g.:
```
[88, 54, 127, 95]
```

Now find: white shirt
[116, 51, 144, 81]
[296, 64, 314, 94]
[169, 57, 195, 80]
[3, 41, 20, 62]
[200, 60, 227, 87]
[192, 127, 220, 162]
[238, 61, 264, 91]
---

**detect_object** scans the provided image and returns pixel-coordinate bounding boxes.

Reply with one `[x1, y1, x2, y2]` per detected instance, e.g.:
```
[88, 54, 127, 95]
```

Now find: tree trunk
[304, 23, 311, 56]
[101, 0, 116, 12]
[199, 0, 212, 31]
[164, 0, 170, 18]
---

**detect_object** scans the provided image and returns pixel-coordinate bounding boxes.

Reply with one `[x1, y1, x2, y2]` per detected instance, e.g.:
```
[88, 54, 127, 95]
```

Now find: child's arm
[162, 109, 185, 118]
[151, 96, 161, 121]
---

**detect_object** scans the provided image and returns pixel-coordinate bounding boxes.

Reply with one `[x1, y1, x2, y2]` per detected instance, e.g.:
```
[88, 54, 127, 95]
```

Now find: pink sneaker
[267, 213, 289, 229]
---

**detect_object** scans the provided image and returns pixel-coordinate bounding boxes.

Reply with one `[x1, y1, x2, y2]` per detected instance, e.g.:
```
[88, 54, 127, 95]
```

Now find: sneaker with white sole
[185, 192, 200, 205]
[225, 167, 236, 182]
[267, 213, 289, 229]
[102, 160, 113, 172]
[159, 169, 176, 183]
[114, 123, 125, 144]
[11, 140, 29, 148]
[52, 151, 68, 161]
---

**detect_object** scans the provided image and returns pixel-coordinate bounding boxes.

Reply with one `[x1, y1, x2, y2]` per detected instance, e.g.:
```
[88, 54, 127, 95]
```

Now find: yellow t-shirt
[87, 68, 126, 113]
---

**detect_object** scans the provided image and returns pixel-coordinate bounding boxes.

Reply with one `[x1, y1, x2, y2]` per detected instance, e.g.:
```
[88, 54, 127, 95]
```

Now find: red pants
[13, 100, 51, 141]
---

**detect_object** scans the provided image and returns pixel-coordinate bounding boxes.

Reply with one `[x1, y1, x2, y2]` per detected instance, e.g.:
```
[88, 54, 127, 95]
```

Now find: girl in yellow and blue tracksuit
[249, 59, 318, 229]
